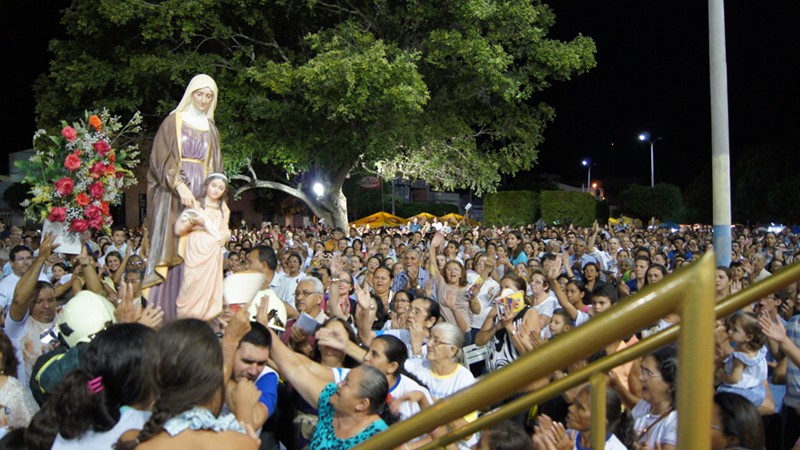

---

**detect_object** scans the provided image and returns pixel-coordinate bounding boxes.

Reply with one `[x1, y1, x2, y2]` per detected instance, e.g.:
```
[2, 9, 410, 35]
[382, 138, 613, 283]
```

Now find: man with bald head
[390, 248, 430, 299]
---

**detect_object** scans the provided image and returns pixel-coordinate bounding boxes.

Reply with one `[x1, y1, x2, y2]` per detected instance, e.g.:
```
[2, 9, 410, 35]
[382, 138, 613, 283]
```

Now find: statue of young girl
[174, 173, 231, 320]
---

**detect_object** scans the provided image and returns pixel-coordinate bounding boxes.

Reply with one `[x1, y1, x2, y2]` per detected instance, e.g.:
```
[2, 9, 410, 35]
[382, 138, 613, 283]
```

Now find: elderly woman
[269, 324, 389, 449]
[404, 322, 478, 449]
[144, 74, 223, 321]
[632, 345, 679, 450]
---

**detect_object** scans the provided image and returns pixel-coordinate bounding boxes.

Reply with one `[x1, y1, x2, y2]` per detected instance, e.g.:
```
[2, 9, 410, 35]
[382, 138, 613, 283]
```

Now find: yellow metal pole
[677, 252, 716, 449]
[590, 372, 608, 450]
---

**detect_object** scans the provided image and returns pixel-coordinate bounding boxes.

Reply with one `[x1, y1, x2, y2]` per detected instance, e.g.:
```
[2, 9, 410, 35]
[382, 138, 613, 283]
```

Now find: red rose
[88, 182, 104, 200]
[115, 171, 124, 179]
[85, 204, 103, 220]
[93, 140, 111, 156]
[75, 193, 91, 207]
[61, 126, 77, 142]
[69, 219, 89, 233]
[55, 177, 75, 196]
[90, 161, 107, 179]
[47, 207, 67, 223]
[100, 201, 110, 215]
[64, 153, 82, 171]
[88, 216, 105, 231]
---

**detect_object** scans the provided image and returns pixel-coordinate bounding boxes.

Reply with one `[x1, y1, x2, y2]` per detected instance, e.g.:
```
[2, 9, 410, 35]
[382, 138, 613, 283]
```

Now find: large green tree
[36, 0, 596, 229]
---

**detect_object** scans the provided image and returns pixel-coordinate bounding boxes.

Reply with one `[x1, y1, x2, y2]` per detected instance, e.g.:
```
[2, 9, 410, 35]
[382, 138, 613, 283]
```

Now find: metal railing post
[676, 250, 716, 449]
[590, 372, 608, 450]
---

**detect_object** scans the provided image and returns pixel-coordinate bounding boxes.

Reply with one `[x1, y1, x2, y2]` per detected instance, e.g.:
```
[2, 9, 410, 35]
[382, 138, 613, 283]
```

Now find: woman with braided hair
[115, 319, 258, 450]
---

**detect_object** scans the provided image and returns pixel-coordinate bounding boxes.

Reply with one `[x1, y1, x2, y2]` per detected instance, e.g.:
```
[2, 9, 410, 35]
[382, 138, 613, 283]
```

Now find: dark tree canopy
[36, 0, 596, 228]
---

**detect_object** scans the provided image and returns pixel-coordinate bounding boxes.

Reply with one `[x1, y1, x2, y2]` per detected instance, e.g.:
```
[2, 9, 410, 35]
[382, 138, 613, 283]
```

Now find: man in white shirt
[273, 252, 305, 312]
[0, 245, 34, 326]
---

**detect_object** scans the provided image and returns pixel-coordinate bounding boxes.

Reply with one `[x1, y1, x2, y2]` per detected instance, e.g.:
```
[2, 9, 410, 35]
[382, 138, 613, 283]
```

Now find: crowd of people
[0, 214, 795, 449]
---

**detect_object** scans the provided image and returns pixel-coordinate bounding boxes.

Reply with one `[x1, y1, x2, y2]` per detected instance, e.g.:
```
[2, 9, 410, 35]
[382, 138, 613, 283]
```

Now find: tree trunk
[231, 173, 351, 235]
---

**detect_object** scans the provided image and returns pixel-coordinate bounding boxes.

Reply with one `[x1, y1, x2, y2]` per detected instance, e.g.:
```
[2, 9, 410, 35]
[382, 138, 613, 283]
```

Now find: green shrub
[540, 191, 596, 227]
[483, 191, 539, 227]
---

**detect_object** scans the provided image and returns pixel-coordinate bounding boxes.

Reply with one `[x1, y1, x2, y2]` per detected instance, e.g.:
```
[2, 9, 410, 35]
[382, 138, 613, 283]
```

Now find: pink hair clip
[88, 376, 104, 394]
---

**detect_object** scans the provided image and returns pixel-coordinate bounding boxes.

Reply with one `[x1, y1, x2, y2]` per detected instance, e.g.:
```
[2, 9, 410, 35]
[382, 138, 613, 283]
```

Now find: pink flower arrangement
[19, 110, 142, 233]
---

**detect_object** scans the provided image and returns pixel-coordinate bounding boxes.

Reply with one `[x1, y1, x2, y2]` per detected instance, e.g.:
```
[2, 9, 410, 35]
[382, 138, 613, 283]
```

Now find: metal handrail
[419, 260, 800, 449]
[355, 255, 800, 450]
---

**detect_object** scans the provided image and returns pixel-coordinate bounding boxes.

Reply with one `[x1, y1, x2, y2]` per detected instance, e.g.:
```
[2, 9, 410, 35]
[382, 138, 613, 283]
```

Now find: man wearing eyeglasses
[0, 245, 35, 327]
[281, 277, 328, 356]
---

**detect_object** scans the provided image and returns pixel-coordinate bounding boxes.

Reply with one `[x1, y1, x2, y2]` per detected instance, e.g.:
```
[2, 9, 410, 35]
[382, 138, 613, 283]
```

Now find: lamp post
[638, 133, 663, 187]
[581, 159, 596, 193]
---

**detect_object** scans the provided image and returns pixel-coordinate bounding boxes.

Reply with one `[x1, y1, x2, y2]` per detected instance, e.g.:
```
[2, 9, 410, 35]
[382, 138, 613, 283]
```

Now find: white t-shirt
[52, 406, 151, 450]
[403, 358, 478, 449]
[632, 400, 678, 448]
[0, 273, 20, 314]
[466, 274, 500, 330]
[4, 311, 57, 389]
[533, 293, 558, 320]
[570, 431, 627, 450]
[390, 375, 433, 421]
[273, 273, 306, 309]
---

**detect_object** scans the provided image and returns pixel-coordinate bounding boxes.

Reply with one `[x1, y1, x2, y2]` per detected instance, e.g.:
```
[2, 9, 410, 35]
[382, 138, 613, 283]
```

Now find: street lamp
[581, 159, 596, 193]
[312, 182, 324, 198]
[638, 133, 663, 187]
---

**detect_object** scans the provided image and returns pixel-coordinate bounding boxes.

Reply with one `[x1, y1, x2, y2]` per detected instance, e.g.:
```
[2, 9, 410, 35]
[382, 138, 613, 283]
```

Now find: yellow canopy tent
[350, 211, 408, 228]
[407, 212, 437, 223]
[439, 213, 479, 226]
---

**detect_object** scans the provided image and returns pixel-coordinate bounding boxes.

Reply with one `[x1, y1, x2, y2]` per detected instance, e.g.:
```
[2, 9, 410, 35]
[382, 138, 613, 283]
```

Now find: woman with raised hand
[267, 321, 389, 449]
[428, 232, 473, 338]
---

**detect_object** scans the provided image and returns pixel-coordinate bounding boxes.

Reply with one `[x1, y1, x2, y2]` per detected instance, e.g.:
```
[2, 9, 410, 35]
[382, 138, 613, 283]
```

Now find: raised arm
[268, 329, 330, 409]
[428, 232, 445, 282]
[10, 234, 60, 321]
[547, 257, 578, 321]
[760, 312, 800, 365]
[111, 245, 133, 286]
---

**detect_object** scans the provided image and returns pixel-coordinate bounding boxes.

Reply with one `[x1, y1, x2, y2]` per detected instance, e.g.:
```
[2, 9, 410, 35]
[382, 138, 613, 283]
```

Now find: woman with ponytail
[26, 323, 155, 450]
[363, 335, 432, 422]
[115, 319, 258, 450]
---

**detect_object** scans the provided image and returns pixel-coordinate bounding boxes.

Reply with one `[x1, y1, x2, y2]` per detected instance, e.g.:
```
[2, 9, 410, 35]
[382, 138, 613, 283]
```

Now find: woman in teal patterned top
[269, 329, 388, 449]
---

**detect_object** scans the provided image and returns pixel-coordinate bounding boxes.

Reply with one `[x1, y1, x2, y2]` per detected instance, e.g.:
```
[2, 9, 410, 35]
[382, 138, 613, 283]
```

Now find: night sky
[7, 1, 800, 191]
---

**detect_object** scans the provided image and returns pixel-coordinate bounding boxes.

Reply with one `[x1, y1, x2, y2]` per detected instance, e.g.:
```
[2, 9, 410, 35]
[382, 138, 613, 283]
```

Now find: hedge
[483, 191, 539, 227]
[540, 191, 596, 227]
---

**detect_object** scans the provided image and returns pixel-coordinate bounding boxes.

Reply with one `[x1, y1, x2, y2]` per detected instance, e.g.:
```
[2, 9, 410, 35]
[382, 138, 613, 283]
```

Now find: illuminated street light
[638, 133, 663, 187]
[581, 159, 596, 193]
[313, 182, 324, 197]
